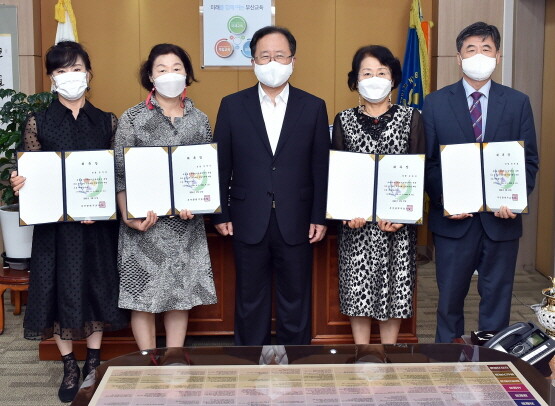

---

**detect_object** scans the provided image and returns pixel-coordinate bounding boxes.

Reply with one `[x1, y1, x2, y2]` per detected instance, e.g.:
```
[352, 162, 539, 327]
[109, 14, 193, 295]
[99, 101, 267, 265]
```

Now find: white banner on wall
[201, 0, 273, 67]
[0, 34, 13, 90]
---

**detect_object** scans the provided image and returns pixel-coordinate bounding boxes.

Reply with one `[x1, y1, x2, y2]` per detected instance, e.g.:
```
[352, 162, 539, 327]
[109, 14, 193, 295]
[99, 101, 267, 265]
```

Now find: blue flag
[397, 27, 424, 109]
[397, 0, 430, 109]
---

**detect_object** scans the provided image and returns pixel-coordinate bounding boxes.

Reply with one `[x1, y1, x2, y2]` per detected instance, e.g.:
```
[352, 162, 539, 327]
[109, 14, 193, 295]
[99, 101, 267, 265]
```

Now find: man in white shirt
[213, 26, 330, 345]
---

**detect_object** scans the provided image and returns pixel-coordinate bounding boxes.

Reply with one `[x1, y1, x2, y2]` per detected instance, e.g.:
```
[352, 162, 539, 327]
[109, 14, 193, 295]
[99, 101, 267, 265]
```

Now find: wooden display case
[39, 223, 417, 360]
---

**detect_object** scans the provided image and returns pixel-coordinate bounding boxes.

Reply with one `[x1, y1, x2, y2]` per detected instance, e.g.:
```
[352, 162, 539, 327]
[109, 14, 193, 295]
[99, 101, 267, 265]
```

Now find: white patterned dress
[114, 98, 217, 312]
[331, 105, 425, 320]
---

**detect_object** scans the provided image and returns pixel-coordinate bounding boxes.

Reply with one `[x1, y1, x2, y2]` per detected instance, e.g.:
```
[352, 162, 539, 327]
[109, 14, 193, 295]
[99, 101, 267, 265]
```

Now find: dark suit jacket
[423, 80, 539, 241]
[212, 84, 330, 245]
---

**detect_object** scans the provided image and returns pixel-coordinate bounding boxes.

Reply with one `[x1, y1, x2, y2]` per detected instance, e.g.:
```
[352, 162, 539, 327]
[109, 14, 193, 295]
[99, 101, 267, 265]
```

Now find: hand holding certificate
[440, 141, 528, 216]
[482, 141, 528, 213]
[326, 150, 425, 224]
[17, 150, 117, 225]
[375, 154, 425, 224]
[123, 143, 221, 219]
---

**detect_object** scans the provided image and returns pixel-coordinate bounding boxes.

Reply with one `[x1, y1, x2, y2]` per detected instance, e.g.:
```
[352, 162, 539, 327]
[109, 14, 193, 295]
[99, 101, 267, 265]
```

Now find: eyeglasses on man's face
[254, 54, 293, 65]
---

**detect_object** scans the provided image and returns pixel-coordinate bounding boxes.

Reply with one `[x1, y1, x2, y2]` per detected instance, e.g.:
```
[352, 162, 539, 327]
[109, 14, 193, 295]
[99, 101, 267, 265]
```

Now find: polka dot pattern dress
[22, 99, 129, 340]
[331, 105, 425, 320]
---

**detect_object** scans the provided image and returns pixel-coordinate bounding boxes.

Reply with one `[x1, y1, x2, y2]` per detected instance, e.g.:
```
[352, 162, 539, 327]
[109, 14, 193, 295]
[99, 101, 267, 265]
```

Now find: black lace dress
[22, 99, 129, 340]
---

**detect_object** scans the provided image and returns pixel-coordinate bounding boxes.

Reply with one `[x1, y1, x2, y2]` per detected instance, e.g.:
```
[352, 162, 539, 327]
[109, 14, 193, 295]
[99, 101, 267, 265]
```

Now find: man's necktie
[470, 91, 483, 142]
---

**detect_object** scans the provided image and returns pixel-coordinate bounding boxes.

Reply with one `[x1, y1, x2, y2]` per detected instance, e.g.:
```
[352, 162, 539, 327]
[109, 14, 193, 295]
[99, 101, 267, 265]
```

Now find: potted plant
[0, 88, 54, 267]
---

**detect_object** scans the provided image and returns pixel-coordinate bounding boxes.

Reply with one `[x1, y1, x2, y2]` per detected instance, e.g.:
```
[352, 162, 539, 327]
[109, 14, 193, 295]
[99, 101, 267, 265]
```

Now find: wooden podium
[39, 223, 417, 360]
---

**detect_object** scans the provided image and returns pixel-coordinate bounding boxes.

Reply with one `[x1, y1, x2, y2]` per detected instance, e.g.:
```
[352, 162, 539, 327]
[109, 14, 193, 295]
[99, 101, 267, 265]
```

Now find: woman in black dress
[11, 41, 128, 403]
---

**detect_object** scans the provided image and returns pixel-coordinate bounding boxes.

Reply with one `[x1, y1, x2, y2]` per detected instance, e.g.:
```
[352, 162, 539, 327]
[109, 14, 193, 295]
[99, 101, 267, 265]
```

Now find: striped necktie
[470, 91, 483, 142]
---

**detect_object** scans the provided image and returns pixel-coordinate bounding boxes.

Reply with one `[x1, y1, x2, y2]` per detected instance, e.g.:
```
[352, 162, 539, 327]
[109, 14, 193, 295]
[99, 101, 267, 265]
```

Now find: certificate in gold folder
[18, 149, 117, 225]
[326, 150, 425, 224]
[124, 143, 221, 219]
[440, 141, 528, 216]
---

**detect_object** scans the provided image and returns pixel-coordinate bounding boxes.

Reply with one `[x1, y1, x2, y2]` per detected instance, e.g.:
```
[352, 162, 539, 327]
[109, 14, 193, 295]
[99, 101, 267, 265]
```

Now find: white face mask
[52, 72, 88, 101]
[254, 61, 293, 88]
[460, 53, 497, 81]
[358, 77, 392, 104]
[154, 73, 187, 98]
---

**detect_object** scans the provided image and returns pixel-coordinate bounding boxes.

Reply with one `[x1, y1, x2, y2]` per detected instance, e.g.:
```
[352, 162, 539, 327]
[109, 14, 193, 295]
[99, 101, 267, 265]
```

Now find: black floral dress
[331, 104, 425, 320]
[22, 99, 129, 340]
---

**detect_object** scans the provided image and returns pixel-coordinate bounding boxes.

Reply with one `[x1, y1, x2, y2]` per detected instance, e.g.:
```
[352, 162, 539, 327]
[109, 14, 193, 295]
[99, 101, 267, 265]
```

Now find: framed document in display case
[440, 141, 528, 216]
[17, 150, 117, 225]
[123, 143, 221, 219]
[326, 150, 425, 224]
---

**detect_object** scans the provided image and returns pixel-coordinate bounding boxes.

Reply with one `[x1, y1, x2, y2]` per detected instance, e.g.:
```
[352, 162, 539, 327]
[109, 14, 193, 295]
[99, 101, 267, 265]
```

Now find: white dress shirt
[258, 83, 289, 154]
[462, 78, 491, 140]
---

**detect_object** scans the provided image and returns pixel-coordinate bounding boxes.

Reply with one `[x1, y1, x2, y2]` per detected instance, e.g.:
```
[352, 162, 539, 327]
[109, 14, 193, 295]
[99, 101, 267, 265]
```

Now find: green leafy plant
[0, 88, 55, 205]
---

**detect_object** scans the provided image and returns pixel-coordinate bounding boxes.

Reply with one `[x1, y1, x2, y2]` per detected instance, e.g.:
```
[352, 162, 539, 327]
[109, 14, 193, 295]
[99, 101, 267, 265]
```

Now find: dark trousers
[232, 210, 312, 346]
[434, 216, 519, 343]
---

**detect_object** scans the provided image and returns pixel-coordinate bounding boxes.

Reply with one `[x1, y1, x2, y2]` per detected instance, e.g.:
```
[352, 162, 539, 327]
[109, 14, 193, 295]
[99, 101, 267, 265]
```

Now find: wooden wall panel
[434, 0, 504, 89]
[436, 0, 504, 56]
[536, 0, 555, 276]
[513, 0, 545, 272]
[275, 0, 335, 120]
[40, 0, 141, 117]
[335, 0, 412, 115]
[188, 230, 236, 333]
[40, 227, 417, 360]
[18, 55, 42, 94]
[36, 0, 434, 131]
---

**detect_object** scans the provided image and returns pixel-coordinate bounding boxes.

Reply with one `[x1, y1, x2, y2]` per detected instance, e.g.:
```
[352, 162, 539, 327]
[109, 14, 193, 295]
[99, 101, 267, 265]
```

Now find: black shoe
[82, 348, 100, 381]
[58, 352, 80, 403]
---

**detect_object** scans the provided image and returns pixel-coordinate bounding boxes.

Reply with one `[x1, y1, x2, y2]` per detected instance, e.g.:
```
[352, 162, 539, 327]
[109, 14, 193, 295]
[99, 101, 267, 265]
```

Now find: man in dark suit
[212, 26, 330, 345]
[423, 22, 539, 343]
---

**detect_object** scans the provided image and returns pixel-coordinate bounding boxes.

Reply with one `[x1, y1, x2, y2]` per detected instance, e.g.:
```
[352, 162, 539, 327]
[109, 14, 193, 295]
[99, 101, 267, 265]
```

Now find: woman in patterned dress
[114, 44, 217, 350]
[11, 41, 129, 403]
[332, 45, 425, 344]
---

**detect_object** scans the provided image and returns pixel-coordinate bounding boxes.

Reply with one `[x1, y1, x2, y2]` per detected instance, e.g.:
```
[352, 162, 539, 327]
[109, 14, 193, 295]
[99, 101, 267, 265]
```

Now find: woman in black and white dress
[332, 45, 425, 344]
[114, 44, 217, 351]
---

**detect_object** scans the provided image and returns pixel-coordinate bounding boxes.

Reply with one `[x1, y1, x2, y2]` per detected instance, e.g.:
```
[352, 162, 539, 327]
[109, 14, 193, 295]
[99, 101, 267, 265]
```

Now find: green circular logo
[228, 16, 247, 35]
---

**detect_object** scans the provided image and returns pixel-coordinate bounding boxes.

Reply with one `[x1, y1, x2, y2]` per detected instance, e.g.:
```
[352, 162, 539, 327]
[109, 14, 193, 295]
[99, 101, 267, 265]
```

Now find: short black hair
[250, 26, 296, 57]
[45, 41, 91, 75]
[139, 43, 197, 91]
[456, 22, 501, 52]
[347, 45, 402, 91]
